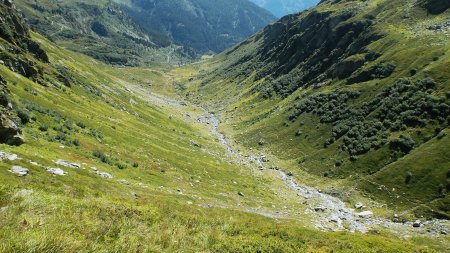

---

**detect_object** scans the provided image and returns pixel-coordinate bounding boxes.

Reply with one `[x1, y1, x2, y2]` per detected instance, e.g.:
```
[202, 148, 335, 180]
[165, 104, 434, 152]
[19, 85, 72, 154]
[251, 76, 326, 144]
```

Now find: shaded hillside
[186, 0, 450, 218]
[249, 0, 319, 17]
[15, 0, 195, 66]
[116, 0, 276, 53]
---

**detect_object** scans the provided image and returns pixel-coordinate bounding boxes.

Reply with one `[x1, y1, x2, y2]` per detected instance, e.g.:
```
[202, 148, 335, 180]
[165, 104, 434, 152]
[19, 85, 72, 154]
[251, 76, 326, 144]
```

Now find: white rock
[55, 159, 80, 169]
[0, 152, 19, 161]
[9, 166, 29, 176]
[29, 161, 43, 167]
[46, 167, 67, 176]
[95, 171, 113, 179]
[354, 202, 363, 209]
[356, 211, 373, 218]
[118, 179, 130, 185]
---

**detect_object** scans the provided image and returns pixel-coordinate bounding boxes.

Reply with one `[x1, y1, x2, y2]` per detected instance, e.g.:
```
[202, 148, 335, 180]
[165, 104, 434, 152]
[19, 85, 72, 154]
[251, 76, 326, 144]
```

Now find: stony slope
[184, 0, 450, 219]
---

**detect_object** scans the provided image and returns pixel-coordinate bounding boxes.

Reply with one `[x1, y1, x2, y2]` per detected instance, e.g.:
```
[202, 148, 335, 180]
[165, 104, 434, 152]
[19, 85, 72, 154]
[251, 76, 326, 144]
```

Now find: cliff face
[0, 0, 45, 145]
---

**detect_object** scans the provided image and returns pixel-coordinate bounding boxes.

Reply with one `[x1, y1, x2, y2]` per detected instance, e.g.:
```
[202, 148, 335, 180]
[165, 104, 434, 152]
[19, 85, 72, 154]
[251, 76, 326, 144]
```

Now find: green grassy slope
[0, 1, 448, 252]
[183, 0, 450, 219]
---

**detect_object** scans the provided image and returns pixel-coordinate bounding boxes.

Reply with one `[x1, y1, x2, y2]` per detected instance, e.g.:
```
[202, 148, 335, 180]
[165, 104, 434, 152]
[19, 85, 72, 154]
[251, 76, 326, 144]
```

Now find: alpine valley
[0, 0, 449, 252]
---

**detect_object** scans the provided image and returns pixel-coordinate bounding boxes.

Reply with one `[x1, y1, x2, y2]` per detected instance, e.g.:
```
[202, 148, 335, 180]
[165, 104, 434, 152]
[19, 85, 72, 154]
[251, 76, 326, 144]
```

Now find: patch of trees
[289, 78, 449, 158]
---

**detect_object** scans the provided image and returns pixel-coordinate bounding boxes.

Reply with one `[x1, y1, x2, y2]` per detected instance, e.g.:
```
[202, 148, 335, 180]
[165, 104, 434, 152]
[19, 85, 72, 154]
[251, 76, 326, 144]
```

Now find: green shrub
[38, 125, 48, 132]
[76, 121, 86, 129]
[72, 139, 80, 146]
[55, 132, 66, 141]
[93, 150, 112, 165]
[405, 172, 413, 184]
[0, 92, 10, 106]
[436, 131, 446, 140]
[390, 135, 415, 154]
[17, 109, 30, 124]
[116, 163, 127, 170]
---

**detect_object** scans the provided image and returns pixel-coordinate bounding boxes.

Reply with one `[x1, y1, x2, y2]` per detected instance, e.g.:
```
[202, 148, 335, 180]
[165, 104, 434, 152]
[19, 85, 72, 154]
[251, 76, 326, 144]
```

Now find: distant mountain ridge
[14, 0, 276, 65]
[116, 0, 277, 53]
[249, 0, 319, 17]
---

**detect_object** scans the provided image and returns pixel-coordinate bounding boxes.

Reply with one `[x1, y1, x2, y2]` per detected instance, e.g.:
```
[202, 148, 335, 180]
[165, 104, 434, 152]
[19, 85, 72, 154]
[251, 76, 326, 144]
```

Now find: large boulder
[0, 114, 24, 145]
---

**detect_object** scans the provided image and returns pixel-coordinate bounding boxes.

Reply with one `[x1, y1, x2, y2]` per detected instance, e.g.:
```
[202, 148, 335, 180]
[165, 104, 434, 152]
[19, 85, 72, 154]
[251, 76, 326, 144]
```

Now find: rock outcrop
[0, 114, 24, 146]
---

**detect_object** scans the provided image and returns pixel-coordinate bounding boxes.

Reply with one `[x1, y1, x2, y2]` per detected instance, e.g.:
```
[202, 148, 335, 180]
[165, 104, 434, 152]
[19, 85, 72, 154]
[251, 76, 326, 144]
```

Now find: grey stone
[356, 211, 373, 218]
[94, 170, 113, 179]
[413, 220, 422, 228]
[0, 115, 24, 146]
[0, 151, 19, 161]
[46, 167, 67, 176]
[55, 159, 80, 169]
[9, 166, 28, 176]
[354, 202, 363, 209]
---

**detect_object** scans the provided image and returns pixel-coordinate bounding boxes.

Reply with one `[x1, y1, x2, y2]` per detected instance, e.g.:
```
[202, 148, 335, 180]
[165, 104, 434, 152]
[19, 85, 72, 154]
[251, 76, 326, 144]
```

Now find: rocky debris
[354, 202, 363, 209]
[46, 167, 67, 176]
[131, 192, 138, 198]
[96, 171, 113, 179]
[55, 159, 80, 169]
[190, 140, 202, 148]
[0, 206, 8, 212]
[0, 114, 24, 146]
[118, 179, 130, 185]
[258, 138, 265, 145]
[356, 211, 373, 218]
[238, 191, 245, 197]
[197, 107, 450, 236]
[0, 151, 19, 161]
[314, 206, 327, 212]
[260, 155, 269, 162]
[9, 166, 29, 176]
[413, 220, 422, 228]
[29, 161, 43, 167]
[427, 20, 450, 32]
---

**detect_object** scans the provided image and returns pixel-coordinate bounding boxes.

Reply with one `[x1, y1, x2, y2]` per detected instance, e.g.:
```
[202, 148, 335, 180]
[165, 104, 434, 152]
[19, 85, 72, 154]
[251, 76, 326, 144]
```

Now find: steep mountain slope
[184, 0, 450, 218]
[115, 0, 277, 53]
[250, 0, 319, 17]
[14, 0, 195, 66]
